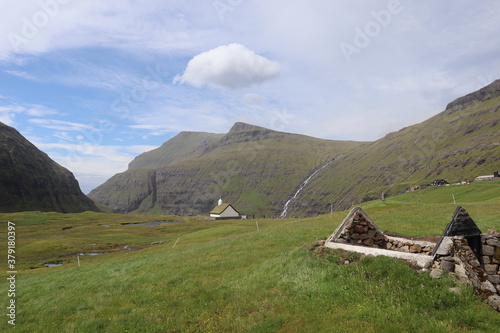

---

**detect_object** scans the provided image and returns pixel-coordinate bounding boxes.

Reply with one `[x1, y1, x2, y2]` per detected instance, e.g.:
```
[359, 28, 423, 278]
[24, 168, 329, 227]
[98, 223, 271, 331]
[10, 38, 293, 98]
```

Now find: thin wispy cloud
[0, 0, 499, 192]
[29, 119, 97, 132]
[4, 69, 38, 81]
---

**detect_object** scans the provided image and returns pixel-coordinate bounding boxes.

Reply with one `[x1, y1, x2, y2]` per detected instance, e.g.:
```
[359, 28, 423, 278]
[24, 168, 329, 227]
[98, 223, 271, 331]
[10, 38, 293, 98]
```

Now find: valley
[1, 181, 499, 332]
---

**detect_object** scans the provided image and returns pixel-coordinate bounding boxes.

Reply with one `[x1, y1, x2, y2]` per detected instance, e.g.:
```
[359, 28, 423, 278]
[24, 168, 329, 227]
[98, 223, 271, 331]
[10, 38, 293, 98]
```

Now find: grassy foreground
[1, 182, 499, 332]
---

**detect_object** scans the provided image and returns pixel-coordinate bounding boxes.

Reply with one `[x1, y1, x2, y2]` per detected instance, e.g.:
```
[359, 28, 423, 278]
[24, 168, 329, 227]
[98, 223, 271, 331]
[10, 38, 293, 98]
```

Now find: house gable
[210, 203, 240, 219]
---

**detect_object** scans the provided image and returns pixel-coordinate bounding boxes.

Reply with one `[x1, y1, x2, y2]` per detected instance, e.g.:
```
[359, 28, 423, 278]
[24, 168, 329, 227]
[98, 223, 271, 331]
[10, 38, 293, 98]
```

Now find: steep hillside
[290, 80, 500, 216]
[128, 131, 224, 169]
[89, 123, 364, 216]
[0, 122, 99, 213]
[90, 81, 500, 217]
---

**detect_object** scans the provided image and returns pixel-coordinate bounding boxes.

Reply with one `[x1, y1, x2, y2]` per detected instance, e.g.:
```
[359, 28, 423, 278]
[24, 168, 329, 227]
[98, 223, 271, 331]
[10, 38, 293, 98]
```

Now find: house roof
[210, 203, 240, 215]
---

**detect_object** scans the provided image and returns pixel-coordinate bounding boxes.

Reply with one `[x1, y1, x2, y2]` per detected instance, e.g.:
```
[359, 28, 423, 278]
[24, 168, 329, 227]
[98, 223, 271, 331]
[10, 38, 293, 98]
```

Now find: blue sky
[1, 0, 499, 193]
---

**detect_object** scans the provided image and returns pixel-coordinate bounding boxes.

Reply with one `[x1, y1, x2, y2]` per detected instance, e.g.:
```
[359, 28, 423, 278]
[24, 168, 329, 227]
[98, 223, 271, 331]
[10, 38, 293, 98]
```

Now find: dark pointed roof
[431, 206, 482, 256]
[442, 206, 482, 237]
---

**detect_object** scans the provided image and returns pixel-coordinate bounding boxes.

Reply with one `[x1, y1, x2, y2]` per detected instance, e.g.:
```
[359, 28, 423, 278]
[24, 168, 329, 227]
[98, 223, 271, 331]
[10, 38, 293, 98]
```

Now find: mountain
[128, 131, 225, 170]
[89, 80, 500, 217]
[291, 80, 500, 216]
[0, 122, 99, 213]
[89, 124, 365, 216]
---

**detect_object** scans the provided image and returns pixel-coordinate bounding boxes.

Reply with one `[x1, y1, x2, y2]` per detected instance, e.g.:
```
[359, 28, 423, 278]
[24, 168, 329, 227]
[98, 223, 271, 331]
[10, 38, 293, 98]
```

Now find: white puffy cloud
[174, 43, 281, 90]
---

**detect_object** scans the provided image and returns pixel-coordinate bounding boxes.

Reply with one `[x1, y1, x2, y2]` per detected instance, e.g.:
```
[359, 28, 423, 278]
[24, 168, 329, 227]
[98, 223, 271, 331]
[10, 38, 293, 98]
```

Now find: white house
[475, 175, 494, 181]
[210, 199, 241, 220]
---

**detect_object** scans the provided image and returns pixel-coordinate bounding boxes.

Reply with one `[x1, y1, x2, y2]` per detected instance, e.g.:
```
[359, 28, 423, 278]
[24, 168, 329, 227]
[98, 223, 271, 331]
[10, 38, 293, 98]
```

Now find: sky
[0, 0, 499, 193]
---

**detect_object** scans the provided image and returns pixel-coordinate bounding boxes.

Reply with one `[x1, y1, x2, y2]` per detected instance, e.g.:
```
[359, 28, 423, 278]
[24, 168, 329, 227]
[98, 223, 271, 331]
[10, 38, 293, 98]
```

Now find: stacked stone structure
[334, 210, 387, 248]
[433, 230, 500, 311]
[326, 206, 500, 311]
[331, 207, 435, 255]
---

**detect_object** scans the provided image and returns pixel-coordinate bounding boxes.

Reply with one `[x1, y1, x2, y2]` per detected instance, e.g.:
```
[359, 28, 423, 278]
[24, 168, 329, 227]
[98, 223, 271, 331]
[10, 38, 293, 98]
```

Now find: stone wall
[335, 212, 435, 255]
[335, 212, 387, 248]
[384, 236, 435, 255]
[433, 230, 500, 311]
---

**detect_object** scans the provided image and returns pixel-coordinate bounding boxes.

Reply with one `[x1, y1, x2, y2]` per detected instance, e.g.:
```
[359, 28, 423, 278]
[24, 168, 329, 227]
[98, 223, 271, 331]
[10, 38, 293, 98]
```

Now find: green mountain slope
[128, 131, 224, 169]
[291, 80, 500, 216]
[90, 81, 500, 217]
[89, 122, 365, 216]
[0, 122, 99, 213]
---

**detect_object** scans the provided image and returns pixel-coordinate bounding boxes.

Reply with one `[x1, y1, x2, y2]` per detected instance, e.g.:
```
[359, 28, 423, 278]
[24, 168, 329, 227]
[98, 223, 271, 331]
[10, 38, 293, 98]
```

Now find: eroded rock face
[444, 79, 500, 114]
[0, 122, 99, 213]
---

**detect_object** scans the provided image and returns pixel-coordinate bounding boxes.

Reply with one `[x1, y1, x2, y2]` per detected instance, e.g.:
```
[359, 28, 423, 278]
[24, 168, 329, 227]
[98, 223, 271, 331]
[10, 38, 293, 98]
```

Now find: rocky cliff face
[444, 79, 500, 114]
[0, 122, 99, 213]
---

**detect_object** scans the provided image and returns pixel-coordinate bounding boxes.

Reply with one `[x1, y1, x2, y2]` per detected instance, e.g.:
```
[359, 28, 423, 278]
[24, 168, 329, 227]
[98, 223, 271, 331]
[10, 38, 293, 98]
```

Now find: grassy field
[1, 181, 499, 332]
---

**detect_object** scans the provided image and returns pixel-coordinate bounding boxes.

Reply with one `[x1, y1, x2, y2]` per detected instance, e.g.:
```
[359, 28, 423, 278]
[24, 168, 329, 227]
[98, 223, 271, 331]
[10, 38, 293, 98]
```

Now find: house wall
[219, 205, 240, 218]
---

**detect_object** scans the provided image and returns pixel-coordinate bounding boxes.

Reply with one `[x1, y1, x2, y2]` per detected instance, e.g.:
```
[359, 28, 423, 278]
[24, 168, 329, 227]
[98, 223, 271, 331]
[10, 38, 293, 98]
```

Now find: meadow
[1, 181, 499, 332]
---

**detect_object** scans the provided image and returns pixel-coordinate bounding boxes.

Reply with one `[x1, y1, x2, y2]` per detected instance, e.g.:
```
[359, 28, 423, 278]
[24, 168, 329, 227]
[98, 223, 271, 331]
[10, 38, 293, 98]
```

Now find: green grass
[1, 183, 499, 332]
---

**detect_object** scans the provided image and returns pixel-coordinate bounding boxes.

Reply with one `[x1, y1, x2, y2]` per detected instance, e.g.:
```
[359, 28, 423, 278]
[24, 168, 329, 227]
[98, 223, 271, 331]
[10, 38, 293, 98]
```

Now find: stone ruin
[325, 206, 500, 311]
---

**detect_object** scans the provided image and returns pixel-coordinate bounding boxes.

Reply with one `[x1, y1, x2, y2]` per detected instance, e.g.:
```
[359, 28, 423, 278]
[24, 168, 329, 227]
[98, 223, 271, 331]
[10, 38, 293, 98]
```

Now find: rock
[430, 269, 444, 279]
[484, 264, 499, 275]
[480, 281, 497, 295]
[367, 230, 376, 238]
[351, 233, 360, 240]
[488, 230, 500, 238]
[362, 238, 374, 246]
[441, 260, 455, 272]
[353, 225, 364, 234]
[410, 244, 422, 253]
[487, 295, 500, 311]
[483, 245, 495, 256]
[449, 287, 462, 295]
[360, 233, 370, 240]
[486, 238, 500, 247]
[487, 275, 500, 284]
[434, 237, 454, 256]
[483, 256, 491, 264]
[494, 247, 500, 263]
[454, 263, 468, 279]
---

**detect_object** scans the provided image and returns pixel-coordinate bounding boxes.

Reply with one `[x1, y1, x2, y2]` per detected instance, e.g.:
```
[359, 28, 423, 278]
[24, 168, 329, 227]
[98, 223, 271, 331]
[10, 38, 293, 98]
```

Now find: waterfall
[279, 156, 342, 218]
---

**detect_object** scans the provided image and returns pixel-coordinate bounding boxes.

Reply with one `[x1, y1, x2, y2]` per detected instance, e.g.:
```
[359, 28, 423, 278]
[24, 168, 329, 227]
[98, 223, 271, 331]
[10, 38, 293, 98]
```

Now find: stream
[279, 156, 342, 218]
